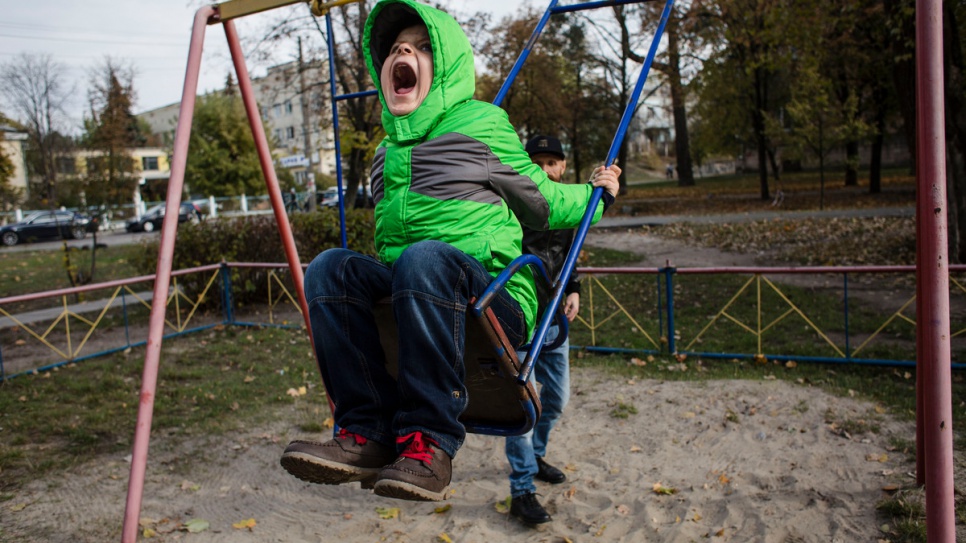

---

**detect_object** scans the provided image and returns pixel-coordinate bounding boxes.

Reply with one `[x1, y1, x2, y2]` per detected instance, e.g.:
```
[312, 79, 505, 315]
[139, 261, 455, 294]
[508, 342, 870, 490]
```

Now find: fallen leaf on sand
[232, 518, 256, 530]
[182, 519, 209, 533]
[652, 482, 677, 495]
[376, 507, 400, 519]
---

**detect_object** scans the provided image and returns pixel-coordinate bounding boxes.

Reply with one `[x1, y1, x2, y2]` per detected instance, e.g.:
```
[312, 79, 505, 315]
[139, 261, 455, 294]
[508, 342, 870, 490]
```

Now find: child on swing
[280, 0, 620, 502]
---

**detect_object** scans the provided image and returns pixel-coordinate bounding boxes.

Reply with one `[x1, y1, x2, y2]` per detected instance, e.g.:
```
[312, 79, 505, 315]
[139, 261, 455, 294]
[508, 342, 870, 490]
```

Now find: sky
[0, 0, 533, 130]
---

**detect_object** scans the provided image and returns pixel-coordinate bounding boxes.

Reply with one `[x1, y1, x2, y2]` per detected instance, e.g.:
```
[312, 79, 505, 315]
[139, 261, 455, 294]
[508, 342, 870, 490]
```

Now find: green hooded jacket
[363, 0, 605, 336]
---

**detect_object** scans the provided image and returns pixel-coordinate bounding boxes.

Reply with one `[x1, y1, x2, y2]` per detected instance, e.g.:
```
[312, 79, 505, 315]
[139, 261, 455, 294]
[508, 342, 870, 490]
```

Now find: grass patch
[0, 243, 147, 313]
[0, 325, 327, 493]
[569, 261, 926, 363]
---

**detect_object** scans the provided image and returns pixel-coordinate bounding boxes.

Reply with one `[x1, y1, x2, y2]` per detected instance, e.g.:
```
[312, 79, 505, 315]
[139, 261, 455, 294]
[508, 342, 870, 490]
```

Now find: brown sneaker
[280, 429, 396, 488]
[373, 431, 452, 501]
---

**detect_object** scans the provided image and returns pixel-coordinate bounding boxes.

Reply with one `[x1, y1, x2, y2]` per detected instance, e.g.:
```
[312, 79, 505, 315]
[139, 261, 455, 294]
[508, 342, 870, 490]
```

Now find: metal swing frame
[119, 0, 956, 541]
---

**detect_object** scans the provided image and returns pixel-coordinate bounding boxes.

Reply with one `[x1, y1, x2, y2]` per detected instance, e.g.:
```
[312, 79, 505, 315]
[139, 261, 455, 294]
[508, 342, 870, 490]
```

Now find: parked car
[317, 185, 373, 208]
[1, 210, 95, 246]
[125, 202, 203, 233]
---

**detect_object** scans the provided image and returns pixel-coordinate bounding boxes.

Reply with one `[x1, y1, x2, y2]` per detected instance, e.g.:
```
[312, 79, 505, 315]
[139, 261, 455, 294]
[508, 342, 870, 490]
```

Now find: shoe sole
[280, 451, 380, 487]
[372, 479, 448, 502]
[511, 512, 553, 526]
[535, 475, 567, 484]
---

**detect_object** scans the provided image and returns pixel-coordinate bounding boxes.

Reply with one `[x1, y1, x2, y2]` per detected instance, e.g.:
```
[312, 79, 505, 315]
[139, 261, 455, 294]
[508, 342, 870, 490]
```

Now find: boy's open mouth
[392, 63, 417, 95]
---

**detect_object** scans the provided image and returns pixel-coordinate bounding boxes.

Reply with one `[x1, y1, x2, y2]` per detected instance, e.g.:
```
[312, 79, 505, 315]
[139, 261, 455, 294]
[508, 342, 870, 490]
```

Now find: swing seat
[373, 298, 542, 437]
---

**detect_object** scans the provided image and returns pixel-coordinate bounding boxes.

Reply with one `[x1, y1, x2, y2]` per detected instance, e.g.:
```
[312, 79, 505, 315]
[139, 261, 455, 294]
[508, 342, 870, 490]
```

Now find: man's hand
[590, 164, 621, 198]
[563, 292, 580, 322]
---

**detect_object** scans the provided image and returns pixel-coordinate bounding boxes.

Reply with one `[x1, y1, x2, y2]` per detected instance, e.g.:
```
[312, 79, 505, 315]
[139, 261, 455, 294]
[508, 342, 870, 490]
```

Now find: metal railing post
[664, 266, 676, 354]
[221, 262, 235, 325]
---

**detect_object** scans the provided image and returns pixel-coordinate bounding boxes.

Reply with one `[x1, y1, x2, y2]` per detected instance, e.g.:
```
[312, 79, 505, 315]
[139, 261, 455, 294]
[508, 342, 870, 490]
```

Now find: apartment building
[137, 59, 337, 193]
[1, 124, 29, 196]
[55, 147, 171, 210]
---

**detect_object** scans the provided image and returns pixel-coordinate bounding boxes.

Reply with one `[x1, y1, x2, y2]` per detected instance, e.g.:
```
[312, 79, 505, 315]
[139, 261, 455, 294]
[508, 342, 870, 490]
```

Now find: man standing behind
[507, 135, 581, 525]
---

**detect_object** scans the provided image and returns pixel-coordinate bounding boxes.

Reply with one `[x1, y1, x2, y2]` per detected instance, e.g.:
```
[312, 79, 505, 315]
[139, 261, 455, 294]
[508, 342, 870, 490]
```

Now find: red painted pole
[223, 20, 333, 415]
[223, 20, 313, 339]
[915, 0, 955, 541]
[120, 6, 215, 543]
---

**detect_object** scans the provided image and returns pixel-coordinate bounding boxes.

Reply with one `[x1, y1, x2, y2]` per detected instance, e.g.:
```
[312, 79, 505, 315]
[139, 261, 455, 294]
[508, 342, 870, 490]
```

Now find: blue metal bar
[574, 345, 939, 370]
[843, 272, 851, 358]
[654, 271, 664, 350]
[221, 262, 236, 324]
[663, 266, 675, 353]
[492, 0, 560, 108]
[493, 0, 666, 107]
[121, 288, 131, 347]
[472, 254, 570, 352]
[520, 0, 675, 382]
[335, 89, 378, 101]
[552, 0, 661, 14]
[325, 12, 348, 249]
[473, 254, 550, 315]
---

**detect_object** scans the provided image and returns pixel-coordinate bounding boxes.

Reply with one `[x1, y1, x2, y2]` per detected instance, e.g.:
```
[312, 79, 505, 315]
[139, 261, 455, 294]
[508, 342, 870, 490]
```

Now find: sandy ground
[0, 230, 932, 542]
[2, 368, 913, 543]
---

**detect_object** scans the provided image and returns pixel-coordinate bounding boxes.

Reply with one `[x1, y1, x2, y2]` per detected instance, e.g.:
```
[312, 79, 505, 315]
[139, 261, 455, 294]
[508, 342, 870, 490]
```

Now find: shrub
[132, 209, 375, 308]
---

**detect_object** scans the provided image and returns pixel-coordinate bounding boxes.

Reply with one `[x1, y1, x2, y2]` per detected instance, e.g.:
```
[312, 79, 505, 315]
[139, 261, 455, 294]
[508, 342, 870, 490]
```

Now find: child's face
[380, 24, 434, 117]
[531, 153, 567, 183]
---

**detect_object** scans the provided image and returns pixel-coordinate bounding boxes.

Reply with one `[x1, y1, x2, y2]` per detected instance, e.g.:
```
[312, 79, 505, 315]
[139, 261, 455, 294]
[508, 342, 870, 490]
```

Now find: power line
[0, 32, 185, 47]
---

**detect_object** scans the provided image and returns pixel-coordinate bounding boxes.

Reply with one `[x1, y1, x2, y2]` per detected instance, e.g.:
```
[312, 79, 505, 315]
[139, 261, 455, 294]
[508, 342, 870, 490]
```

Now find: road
[1, 205, 915, 254]
[0, 228, 157, 253]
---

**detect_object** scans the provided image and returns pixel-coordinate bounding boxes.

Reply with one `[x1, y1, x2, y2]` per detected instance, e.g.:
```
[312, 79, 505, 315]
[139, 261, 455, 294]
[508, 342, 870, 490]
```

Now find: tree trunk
[753, 68, 770, 201]
[766, 146, 781, 182]
[844, 140, 859, 186]
[883, 0, 917, 173]
[870, 131, 883, 194]
[869, 88, 886, 194]
[664, 20, 694, 187]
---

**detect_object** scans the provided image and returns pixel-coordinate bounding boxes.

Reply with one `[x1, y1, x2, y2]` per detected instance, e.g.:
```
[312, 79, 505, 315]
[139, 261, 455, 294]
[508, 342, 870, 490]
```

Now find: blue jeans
[505, 324, 571, 497]
[303, 240, 527, 459]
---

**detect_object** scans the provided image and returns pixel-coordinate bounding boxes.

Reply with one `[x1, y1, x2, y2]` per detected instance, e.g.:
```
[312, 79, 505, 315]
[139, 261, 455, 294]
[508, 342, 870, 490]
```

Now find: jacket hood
[363, 0, 475, 143]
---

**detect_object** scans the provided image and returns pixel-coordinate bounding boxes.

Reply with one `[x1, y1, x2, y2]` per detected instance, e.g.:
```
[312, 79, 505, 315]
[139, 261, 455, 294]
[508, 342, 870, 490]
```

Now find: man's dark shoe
[535, 456, 566, 484]
[373, 431, 451, 501]
[280, 429, 396, 488]
[510, 491, 552, 525]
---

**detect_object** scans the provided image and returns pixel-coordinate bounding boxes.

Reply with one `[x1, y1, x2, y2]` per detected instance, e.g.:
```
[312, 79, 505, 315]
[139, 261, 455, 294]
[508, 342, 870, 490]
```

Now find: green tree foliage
[185, 92, 266, 197]
[692, 0, 809, 200]
[78, 60, 145, 211]
[476, 9, 617, 184]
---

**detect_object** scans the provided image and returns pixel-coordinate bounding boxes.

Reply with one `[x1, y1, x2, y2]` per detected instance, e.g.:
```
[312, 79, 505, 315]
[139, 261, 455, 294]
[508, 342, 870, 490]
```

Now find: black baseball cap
[525, 135, 565, 160]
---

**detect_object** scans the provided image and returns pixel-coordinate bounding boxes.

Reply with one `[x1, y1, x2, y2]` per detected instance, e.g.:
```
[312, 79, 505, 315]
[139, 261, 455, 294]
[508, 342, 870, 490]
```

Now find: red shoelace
[396, 431, 438, 464]
[337, 428, 368, 445]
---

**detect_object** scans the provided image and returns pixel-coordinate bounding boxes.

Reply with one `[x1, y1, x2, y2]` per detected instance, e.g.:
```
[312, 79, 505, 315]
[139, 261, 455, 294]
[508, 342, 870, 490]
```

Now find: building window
[142, 156, 159, 171]
[56, 157, 76, 175]
[86, 157, 107, 173]
[285, 100, 293, 114]
[273, 104, 282, 118]
[286, 126, 296, 140]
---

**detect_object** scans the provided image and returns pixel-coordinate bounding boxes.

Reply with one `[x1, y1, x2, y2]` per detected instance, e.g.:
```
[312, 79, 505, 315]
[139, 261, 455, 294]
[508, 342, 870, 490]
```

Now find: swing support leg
[120, 6, 215, 543]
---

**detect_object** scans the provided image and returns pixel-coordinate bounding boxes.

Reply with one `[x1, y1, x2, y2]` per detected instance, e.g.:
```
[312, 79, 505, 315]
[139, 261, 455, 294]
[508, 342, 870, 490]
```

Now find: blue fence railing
[1, 262, 962, 381]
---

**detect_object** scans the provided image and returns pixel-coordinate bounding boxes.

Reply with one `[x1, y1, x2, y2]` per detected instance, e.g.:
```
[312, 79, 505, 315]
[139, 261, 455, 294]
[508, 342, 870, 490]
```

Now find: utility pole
[298, 36, 317, 211]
